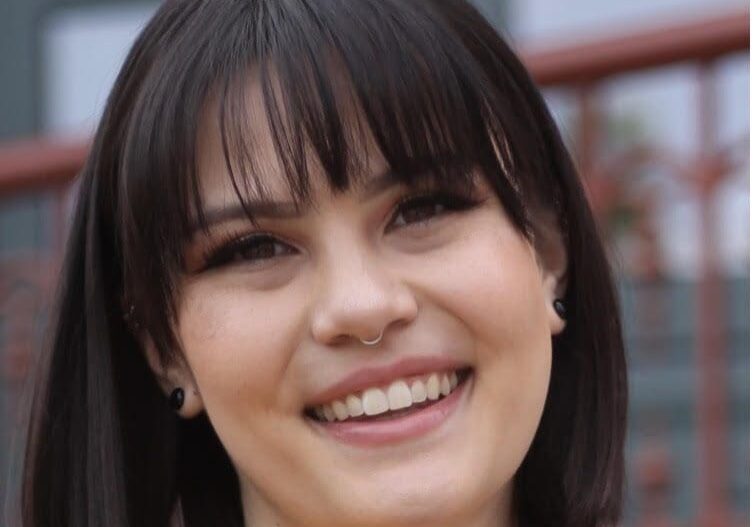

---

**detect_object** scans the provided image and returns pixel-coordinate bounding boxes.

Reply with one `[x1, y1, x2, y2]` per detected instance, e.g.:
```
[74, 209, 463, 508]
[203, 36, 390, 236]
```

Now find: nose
[310, 245, 418, 347]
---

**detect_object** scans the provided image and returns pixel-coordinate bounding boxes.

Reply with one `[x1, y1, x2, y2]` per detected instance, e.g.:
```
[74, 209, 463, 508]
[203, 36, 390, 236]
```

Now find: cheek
[465, 232, 552, 484]
[414, 218, 552, 477]
[418, 217, 550, 355]
[176, 279, 302, 419]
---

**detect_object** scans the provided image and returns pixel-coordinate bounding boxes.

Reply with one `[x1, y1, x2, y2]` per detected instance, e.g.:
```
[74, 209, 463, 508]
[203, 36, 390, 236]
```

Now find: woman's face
[163, 81, 566, 527]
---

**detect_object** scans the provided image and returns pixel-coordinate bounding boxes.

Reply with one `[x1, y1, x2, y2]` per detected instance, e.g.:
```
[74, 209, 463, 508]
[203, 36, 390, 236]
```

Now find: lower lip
[308, 373, 473, 447]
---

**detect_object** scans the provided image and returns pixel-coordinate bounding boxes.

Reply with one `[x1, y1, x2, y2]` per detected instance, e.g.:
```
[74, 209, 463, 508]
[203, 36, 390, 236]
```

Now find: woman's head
[20, 1, 626, 526]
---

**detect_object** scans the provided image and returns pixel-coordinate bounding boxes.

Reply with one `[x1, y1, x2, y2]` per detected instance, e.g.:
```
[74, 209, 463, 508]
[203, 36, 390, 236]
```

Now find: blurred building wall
[1, 0, 153, 140]
[1, 1, 157, 140]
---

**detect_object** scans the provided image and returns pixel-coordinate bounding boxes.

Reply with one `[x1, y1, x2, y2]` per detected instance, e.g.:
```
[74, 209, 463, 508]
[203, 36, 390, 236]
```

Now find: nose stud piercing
[553, 299, 567, 320]
[358, 329, 384, 346]
[169, 387, 185, 411]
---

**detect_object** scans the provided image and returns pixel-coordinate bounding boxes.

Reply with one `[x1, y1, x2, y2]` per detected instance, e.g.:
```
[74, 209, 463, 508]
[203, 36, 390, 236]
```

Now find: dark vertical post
[694, 60, 728, 527]
[576, 85, 596, 179]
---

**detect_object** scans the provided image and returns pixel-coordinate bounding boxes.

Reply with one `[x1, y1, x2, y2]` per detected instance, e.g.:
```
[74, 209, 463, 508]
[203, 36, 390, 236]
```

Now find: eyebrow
[191, 169, 404, 233]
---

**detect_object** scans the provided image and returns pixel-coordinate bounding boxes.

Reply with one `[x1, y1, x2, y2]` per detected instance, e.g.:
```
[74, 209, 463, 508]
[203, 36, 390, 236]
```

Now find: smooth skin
[144, 77, 568, 527]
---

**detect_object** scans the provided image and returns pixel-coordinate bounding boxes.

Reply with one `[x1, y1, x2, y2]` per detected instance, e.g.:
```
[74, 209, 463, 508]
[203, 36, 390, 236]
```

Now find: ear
[531, 208, 568, 337]
[142, 336, 204, 419]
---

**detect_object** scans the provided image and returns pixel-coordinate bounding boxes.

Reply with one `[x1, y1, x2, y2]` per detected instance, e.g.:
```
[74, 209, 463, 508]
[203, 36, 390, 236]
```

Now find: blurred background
[0, 0, 748, 525]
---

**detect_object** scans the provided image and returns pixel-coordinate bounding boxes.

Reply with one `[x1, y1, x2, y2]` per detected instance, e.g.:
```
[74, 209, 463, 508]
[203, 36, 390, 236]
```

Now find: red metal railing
[0, 8, 748, 526]
[523, 10, 749, 527]
[0, 139, 89, 196]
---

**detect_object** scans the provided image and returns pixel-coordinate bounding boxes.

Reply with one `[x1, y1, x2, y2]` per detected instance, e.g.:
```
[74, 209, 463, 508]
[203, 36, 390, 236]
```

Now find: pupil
[244, 241, 274, 259]
[405, 201, 438, 223]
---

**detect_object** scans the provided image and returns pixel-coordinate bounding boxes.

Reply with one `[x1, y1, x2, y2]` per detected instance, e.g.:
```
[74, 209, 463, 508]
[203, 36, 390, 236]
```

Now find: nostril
[309, 277, 418, 348]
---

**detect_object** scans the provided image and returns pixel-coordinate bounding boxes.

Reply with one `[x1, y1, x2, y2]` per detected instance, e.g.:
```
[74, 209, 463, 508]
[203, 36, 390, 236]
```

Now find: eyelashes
[200, 232, 297, 271]
[197, 188, 485, 272]
[386, 190, 480, 232]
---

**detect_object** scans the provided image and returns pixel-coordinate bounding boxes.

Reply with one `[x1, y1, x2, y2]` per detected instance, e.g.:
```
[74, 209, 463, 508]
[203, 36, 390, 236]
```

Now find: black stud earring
[169, 387, 185, 411]
[553, 299, 567, 320]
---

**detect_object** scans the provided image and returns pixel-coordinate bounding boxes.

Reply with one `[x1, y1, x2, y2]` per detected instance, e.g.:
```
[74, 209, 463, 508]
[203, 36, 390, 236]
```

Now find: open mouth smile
[303, 367, 474, 447]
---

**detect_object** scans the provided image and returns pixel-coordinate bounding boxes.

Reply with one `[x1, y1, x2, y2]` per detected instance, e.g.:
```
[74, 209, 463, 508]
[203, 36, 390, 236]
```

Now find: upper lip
[305, 355, 469, 407]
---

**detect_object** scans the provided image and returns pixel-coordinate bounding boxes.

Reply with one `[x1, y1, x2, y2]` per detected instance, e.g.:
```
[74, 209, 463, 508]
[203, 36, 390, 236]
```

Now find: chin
[325, 455, 496, 527]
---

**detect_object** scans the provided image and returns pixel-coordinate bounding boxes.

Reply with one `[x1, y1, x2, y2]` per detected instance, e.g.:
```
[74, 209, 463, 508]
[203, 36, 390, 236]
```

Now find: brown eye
[389, 191, 481, 231]
[235, 237, 278, 260]
[394, 197, 443, 226]
[202, 234, 296, 271]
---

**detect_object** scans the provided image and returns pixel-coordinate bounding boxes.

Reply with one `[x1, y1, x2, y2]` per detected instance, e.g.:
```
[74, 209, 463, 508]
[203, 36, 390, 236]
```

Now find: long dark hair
[17, 1, 627, 525]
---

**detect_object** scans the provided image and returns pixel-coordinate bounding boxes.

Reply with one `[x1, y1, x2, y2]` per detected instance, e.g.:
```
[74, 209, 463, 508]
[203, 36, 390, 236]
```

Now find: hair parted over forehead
[20, 1, 626, 526]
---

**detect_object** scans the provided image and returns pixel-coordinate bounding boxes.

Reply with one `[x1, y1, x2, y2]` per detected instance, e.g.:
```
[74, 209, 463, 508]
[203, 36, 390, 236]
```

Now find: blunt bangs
[116, 0, 554, 360]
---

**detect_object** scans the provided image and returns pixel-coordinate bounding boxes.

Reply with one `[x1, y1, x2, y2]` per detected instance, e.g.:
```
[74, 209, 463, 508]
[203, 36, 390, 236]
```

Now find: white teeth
[311, 368, 468, 422]
[323, 405, 336, 422]
[410, 379, 427, 403]
[426, 374, 440, 400]
[362, 387, 390, 416]
[440, 374, 451, 396]
[346, 394, 364, 417]
[387, 380, 413, 410]
[332, 400, 349, 421]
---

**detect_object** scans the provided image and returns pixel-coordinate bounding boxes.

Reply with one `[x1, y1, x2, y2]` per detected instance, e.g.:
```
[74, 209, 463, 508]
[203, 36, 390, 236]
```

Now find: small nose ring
[358, 329, 384, 346]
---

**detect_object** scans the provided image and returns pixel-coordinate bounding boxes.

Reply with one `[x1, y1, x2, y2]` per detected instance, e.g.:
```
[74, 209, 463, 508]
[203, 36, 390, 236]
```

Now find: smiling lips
[306, 368, 473, 447]
[310, 369, 463, 422]
[302, 356, 474, 445]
